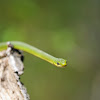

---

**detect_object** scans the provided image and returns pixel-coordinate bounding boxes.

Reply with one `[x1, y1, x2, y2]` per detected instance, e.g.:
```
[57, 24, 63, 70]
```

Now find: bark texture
[0, 48, 30, 100]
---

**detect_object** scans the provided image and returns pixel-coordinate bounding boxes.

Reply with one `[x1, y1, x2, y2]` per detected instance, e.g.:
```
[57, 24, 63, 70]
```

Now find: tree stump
[0, 47, 30, 100]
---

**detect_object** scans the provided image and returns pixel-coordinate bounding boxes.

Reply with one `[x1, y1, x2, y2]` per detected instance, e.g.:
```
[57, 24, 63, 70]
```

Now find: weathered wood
[0, 48, 30, 100]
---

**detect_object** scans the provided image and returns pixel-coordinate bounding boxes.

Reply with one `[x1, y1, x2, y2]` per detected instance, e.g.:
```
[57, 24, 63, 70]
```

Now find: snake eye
[57, 62, 60, 65]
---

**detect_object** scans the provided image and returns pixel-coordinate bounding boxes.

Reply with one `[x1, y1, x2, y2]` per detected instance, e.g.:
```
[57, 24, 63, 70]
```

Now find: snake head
[55, 58, 67, 67]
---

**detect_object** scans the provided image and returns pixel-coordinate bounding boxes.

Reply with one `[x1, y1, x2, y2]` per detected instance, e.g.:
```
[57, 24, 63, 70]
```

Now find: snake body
[0, 41, 67, 67]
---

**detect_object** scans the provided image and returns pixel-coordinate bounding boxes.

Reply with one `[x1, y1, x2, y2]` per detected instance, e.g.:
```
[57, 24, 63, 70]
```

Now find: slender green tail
[0, 41, 67, 67]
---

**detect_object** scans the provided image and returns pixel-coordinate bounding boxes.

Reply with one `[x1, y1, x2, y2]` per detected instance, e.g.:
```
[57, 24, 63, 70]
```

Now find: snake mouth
[56, 63, 67, 68]
[61, 61, 67, 67]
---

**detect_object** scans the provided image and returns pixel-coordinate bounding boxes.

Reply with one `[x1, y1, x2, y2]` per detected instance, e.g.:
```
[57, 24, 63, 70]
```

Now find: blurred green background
[0, 0, 100, 100]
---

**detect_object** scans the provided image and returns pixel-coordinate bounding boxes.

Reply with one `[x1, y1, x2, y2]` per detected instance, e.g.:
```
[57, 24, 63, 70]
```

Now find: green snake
[0, 41, 67, 67]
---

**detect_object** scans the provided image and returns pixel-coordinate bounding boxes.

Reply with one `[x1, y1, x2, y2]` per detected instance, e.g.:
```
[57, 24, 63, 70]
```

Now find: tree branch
[0, 48, 30, 100]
